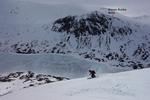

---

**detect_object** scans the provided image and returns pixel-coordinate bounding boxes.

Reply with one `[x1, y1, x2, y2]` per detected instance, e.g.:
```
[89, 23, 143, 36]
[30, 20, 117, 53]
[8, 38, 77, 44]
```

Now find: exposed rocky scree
[0, 71, 69, 96]
[133, 43, 150, 61]
[0, 71, 69, 87]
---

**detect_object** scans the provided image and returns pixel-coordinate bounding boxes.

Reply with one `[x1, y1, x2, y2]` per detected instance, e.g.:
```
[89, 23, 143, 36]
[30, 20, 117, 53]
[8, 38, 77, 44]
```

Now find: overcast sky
[16, 0, 150, 17]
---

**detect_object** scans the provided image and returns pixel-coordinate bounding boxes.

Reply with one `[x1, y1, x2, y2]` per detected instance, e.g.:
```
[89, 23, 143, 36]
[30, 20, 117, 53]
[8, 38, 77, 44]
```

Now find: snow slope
[1, 68, 150, 100]
[133, 15, 150, 25]
[0, 71, 68, 96]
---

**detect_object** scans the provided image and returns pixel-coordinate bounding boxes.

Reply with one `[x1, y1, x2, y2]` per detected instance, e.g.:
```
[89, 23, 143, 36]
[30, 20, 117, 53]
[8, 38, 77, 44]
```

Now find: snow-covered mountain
[0, 68, 150, 100]
[0, 0, 150, 70]
[0, 0, 150, 99]
[51, 11, 150, 68]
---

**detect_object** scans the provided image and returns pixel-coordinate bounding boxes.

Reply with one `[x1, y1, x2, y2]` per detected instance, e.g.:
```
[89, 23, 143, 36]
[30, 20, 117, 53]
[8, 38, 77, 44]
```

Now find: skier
[89, 70, 96, 78]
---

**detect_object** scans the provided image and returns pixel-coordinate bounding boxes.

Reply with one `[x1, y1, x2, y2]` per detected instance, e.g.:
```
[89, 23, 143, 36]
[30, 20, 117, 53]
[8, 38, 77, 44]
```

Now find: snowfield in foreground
[1, 68, 150, 100]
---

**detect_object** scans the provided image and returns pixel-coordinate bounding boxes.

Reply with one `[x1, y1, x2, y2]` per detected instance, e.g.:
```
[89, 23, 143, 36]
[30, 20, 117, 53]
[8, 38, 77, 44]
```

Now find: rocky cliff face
[51, 11, 133, 50]
[52, 11, 132, 37]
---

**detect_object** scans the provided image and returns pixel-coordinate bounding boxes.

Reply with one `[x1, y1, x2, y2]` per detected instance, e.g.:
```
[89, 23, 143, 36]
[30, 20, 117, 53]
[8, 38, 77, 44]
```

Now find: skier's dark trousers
[89, 70, 96, 78]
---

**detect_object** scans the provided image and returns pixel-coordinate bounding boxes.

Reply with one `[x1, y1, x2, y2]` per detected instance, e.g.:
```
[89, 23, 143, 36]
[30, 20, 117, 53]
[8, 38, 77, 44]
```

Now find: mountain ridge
[0, 0, 150, 69]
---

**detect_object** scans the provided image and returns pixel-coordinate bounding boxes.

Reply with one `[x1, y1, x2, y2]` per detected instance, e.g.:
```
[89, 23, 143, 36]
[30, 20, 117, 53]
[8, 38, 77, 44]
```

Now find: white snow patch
[0, 68, 150, 100]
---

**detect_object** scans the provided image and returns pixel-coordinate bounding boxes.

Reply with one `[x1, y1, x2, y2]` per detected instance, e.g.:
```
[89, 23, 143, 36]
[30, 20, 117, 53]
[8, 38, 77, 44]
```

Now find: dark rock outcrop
[52, 11, 132, 38]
